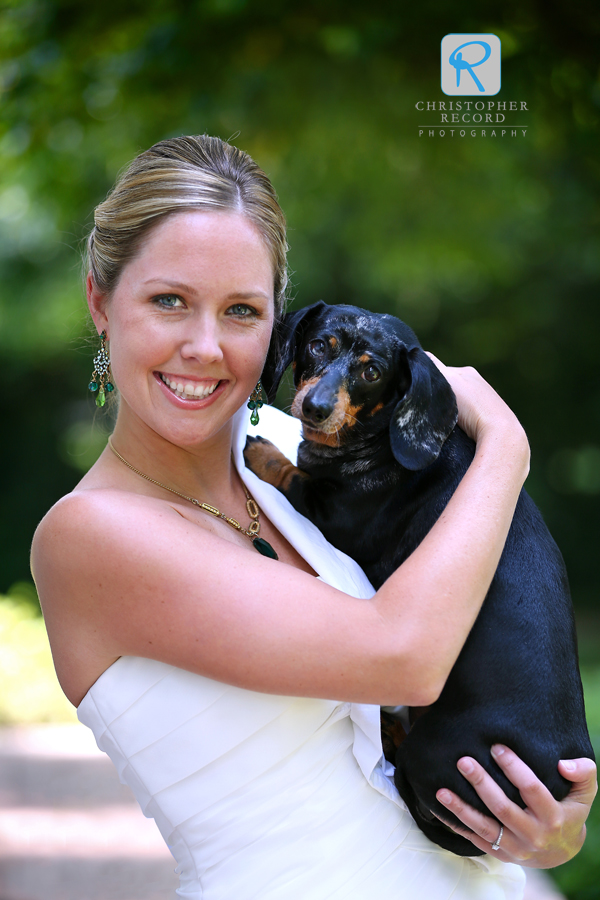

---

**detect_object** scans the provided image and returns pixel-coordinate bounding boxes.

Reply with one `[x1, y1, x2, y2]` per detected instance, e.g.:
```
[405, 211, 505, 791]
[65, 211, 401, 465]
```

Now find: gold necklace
[107, 437, 278, 560]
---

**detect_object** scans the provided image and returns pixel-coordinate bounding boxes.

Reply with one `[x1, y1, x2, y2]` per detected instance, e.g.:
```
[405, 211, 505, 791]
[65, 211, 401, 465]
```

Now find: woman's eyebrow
[143, 279, 270, 301]
[144, 278, 198, 294]
[227, 290, 272, 301]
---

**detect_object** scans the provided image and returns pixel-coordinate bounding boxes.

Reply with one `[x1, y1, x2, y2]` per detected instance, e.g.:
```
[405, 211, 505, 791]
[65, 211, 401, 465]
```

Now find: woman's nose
[180, 318, 224, 364]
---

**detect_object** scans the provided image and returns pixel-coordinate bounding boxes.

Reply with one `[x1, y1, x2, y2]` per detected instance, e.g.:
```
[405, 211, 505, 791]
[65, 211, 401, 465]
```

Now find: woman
[31, 135, 596, 900]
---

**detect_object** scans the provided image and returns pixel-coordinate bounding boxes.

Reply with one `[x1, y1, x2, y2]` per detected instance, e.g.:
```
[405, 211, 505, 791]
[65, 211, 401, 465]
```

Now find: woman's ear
[86, 272, 109, 335]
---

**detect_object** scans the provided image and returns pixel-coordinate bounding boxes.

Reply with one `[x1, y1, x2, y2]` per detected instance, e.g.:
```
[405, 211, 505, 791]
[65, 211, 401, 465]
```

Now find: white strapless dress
[78, 406, 526, 900]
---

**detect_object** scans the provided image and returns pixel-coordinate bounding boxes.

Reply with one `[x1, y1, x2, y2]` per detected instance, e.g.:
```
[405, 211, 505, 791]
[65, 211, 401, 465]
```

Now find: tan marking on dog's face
[339, 390, 362, 430]
[369, 401, 384, 416]
[301, 425, 342, 446]
[292, 380, 351, 434]
[290, 376, 321, 421]
[293, 380, 364, 442]
[328, 336, 338, 348]
[359, 354, 371, 364]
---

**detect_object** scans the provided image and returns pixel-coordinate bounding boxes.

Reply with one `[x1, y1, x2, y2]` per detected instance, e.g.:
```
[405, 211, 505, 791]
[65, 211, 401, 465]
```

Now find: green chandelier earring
[247, 381, 264, 426]
[88, 330, 114, 407]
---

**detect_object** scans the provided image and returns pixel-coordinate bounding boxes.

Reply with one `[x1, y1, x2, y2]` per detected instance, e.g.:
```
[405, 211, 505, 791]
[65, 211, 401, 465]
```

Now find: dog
[243, 301, 594, 856]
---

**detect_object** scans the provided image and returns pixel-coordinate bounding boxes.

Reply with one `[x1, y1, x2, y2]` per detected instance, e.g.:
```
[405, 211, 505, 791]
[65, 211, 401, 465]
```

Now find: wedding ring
[491, 825, 504, 851]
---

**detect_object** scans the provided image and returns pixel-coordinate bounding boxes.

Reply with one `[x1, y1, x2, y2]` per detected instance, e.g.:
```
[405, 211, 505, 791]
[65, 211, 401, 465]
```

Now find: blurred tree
[1, 0, 599, 613]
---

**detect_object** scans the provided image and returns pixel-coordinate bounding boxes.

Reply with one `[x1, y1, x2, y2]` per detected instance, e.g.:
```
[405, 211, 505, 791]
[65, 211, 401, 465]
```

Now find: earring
[88, 330, 114, 407]
[247, 381, 264, 426]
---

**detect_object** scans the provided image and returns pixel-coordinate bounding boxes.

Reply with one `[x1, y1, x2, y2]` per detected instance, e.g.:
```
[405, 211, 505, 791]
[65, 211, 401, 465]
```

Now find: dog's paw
[244, 434, 273, 448]
[243, 436, 307, 493]
[244, 436, 288, 484]
[243, 435, 278, 473]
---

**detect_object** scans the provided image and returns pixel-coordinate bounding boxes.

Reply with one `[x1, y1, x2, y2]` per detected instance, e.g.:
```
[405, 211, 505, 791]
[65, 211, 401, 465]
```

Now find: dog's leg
[380, 710, 408, 764]
[244, 436, 312, 514]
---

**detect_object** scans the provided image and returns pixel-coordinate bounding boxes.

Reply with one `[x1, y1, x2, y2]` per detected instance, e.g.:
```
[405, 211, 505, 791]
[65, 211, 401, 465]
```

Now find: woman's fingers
[491, 748, 597, 835]
[486, 745, 559, 823]
[454, 751, 549, 837]
[435, 786, 515, 858]
[435, 751, 528, 855]
[557, 757, 598, 806]
[436, 750, 552, 853]
[435, 749, 598, 866]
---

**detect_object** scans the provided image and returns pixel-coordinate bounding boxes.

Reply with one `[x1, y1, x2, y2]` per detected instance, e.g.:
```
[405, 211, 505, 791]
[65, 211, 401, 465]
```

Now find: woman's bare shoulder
[30, 487, 160, 705]
[32, 485, 240, 705]
[32, 486, 163, 567]
[31, 485, 203, 619]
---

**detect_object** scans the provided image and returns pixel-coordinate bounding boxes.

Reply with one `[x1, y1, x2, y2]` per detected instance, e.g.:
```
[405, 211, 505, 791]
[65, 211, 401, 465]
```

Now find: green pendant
[252, 537, 278, 559]
[250, 408, 259, 426]
[96, 388, 106, 408]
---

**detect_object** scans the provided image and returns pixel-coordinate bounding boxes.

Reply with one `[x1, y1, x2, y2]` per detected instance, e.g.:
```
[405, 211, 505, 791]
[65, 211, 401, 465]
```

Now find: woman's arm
[32, 362, 529, 709]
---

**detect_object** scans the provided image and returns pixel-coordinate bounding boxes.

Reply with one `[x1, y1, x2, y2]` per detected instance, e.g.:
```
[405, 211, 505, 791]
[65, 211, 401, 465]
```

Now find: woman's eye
[362, 364, 381, 383]
[308, 339, 326, 358]
[155, 294, 184, 309]
[227, 304, 257, 318]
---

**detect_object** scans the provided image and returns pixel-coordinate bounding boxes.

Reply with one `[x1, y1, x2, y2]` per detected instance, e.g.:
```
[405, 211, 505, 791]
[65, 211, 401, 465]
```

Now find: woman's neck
[106, 410, 241, 509]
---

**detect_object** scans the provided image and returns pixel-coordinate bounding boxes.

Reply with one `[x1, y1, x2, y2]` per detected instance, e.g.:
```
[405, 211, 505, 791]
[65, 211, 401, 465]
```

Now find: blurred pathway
[0, 724, 178, 900]
[0, 724, 565, 900]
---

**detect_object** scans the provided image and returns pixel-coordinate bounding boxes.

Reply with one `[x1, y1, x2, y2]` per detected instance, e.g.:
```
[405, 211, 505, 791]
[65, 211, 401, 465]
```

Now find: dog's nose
[302, 390, 335, 425]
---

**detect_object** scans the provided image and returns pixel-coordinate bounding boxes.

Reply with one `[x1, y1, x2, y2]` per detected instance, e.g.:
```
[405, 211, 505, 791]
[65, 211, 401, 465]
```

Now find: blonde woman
[32, 135, 596, 900]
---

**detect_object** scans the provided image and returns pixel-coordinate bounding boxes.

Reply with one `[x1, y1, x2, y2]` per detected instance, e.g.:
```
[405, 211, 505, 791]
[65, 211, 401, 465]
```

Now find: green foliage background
[2, 0, 600, 607]
[1, 1, 599, 894]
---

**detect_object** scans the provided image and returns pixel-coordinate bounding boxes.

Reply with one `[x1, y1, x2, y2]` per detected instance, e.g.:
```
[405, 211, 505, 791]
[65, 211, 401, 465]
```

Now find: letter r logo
[441, 34, 501, 96]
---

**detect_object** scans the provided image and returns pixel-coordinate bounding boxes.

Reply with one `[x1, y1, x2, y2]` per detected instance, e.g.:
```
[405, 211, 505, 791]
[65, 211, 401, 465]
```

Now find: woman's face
[88, 210, 275, 449]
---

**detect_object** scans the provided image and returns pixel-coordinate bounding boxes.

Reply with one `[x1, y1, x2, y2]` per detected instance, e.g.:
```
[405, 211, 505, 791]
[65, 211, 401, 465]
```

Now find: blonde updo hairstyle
[85, 135, 289, 323]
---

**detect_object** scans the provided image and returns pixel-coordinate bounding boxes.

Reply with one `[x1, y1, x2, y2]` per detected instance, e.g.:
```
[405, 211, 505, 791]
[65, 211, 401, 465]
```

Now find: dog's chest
[296, 431, 472, 587]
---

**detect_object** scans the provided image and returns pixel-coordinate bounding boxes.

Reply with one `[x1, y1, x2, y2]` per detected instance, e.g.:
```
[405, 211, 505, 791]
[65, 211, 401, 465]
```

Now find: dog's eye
[362, 364, 381, 383]
[308, 339, 327, 358]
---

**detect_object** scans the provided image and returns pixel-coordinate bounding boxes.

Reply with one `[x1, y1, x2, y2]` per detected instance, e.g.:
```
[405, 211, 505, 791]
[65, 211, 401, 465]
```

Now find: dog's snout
[302, 387, 335, 425]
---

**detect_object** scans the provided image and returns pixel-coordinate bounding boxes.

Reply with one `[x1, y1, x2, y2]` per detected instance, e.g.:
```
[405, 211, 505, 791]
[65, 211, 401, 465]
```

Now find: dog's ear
[261, 301, 327, 403]
[390, 347, 458, 470]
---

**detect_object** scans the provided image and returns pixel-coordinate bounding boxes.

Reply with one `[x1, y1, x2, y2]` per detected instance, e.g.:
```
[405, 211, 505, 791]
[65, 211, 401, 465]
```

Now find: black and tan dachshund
[244, 301, 594, 856]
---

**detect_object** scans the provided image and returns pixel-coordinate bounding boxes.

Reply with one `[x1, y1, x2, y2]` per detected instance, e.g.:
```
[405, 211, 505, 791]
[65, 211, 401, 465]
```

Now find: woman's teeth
[160, 374, 219, 400]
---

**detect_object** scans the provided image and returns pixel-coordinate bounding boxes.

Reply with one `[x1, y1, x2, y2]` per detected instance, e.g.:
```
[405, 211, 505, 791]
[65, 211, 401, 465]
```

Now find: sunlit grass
[0, 595, 77, 724]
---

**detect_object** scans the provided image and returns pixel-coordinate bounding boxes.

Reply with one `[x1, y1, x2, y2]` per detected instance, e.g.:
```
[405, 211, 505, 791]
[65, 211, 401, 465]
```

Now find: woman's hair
[85, 135, 289, 322]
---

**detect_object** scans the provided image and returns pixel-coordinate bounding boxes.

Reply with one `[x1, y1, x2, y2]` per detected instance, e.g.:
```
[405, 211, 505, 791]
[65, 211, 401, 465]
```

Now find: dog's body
[244, 302, 594, 856]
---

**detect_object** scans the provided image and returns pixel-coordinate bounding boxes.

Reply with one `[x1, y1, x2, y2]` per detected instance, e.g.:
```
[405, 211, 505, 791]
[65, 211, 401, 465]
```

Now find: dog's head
[262, 302, 458, 470]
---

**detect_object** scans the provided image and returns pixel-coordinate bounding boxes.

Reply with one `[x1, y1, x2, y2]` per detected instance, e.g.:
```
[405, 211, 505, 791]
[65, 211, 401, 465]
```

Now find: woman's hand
[434, 745, 597, 867]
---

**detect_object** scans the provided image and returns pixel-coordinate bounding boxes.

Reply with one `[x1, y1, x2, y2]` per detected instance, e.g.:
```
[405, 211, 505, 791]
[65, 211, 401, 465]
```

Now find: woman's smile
[159, 373, 221, 400]
[155, 371, 226, 407]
